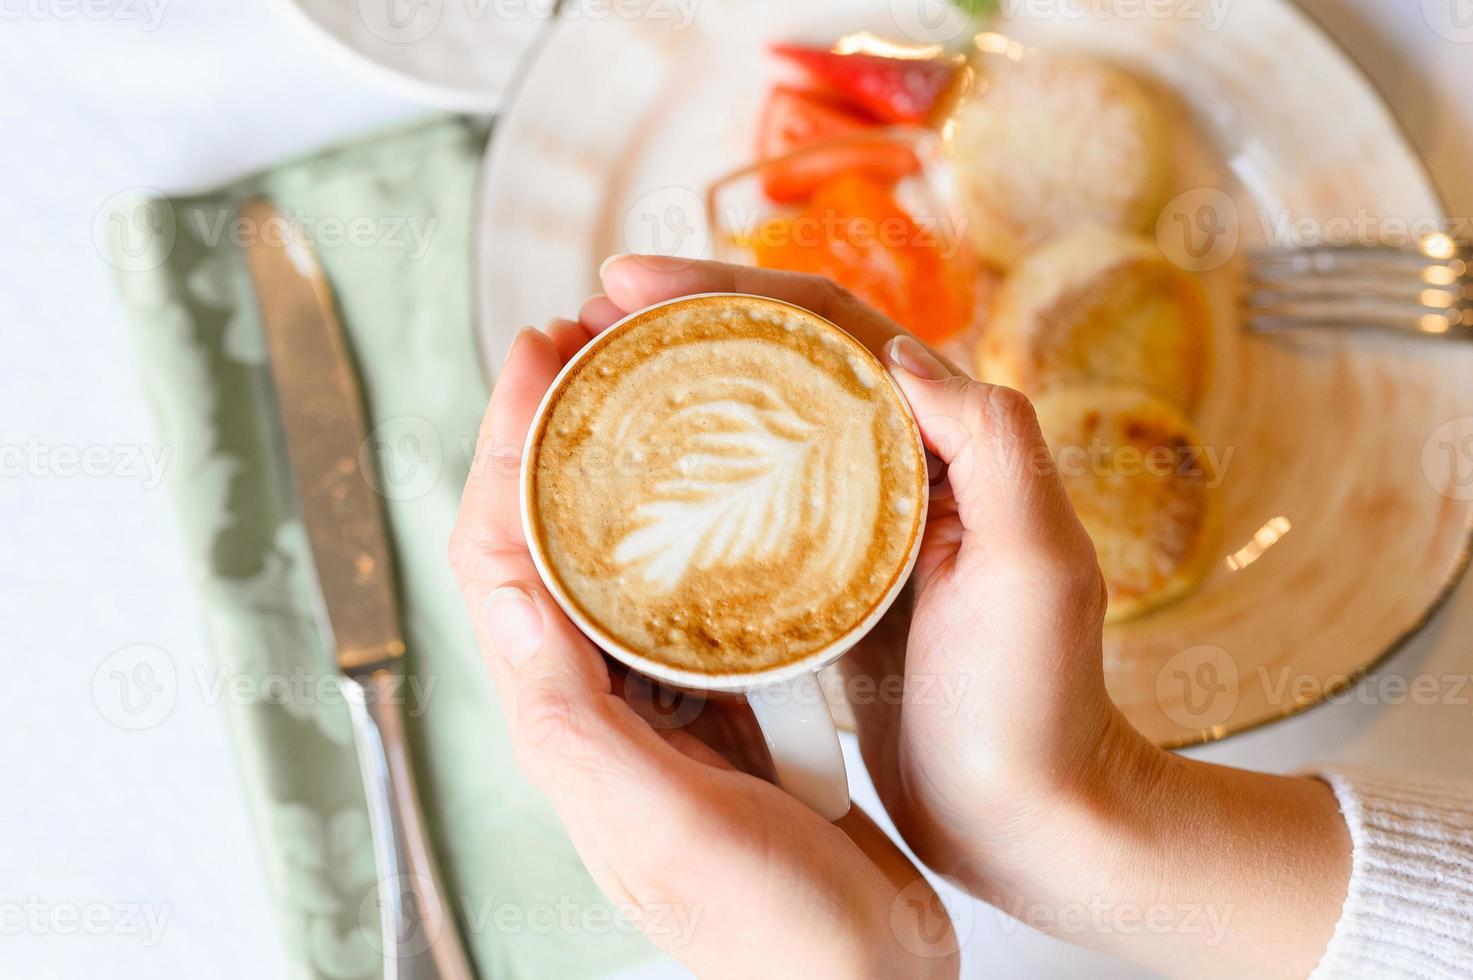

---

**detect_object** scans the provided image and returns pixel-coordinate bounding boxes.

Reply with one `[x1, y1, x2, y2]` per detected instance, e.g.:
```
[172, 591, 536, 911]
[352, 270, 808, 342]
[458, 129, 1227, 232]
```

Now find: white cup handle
[745, 672, 850, 821]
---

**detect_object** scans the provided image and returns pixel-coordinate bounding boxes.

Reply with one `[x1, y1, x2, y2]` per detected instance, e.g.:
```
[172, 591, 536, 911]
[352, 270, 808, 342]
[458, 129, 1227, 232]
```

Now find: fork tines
[1242, 237, 1473, 338]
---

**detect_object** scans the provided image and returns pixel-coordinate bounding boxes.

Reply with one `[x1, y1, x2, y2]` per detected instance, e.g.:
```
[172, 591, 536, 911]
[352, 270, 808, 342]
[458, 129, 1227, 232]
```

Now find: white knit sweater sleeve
[1308, 767, 1473, 979]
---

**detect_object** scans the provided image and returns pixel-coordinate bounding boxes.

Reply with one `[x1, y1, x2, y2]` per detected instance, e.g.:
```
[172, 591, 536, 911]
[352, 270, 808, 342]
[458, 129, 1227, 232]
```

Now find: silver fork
[1242, 233, 1473, 338]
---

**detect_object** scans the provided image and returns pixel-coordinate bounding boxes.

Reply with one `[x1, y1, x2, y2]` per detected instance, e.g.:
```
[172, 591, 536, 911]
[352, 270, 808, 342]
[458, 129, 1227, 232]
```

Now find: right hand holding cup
[591, 255, 1130, 908]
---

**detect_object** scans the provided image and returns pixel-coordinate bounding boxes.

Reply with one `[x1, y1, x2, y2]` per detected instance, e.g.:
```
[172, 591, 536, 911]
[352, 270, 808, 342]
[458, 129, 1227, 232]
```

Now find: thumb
[883, 337, 1091, 564]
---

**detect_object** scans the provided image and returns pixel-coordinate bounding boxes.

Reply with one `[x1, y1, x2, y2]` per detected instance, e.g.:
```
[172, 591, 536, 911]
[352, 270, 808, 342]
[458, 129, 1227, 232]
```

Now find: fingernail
[598, 254, 628, 280]
[504, 327, 534, 368]
[484, 586, 543, 667]
[886, 336, 951, 381]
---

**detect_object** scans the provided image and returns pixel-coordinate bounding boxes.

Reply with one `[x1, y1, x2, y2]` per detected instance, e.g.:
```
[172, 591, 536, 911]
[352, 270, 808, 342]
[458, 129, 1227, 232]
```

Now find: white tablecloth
[3, 2, 1471, 977]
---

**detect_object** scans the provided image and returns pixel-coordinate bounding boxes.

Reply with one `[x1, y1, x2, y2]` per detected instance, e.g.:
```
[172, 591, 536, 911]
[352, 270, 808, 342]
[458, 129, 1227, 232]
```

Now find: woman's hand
[449, 312, 958, 979]
[586, 256, 1353, 980]
[581, 253, 1123, 875]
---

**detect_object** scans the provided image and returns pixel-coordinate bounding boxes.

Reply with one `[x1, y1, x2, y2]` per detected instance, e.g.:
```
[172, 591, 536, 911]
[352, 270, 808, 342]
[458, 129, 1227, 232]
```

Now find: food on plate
[755, 37, 961, 204]
[769, 41, 962, 125]
[946, 50, 1219, 621]
[741, 41, 976, 339]
[751, 172, 975, 343]
[1032, 385, 1219, 624]
[757, 86, 920, 202]
[978, 228, 1208, 412]
[946, 52, 1171, 268]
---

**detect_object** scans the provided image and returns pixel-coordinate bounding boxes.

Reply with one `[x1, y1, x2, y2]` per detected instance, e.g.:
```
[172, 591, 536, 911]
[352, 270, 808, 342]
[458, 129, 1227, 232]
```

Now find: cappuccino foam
[526, 295, 927, 676]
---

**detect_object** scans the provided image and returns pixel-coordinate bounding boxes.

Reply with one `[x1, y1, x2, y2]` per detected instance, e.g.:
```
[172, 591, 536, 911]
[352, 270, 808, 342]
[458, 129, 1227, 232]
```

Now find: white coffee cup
[519, 293, 928, 821]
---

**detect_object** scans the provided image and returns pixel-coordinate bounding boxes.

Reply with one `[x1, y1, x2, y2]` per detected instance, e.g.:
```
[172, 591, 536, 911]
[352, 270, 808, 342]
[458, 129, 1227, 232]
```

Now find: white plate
[476, 0, 1440, 364]
[475, 0, 1473, 746]
[270, 0, 551, 112]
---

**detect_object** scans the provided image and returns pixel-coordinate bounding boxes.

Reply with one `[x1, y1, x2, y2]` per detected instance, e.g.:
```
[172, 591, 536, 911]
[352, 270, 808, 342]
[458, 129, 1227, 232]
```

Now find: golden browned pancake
[1033, 385, 1219, 623]
[947, 52, 1171, 269]
[978, 228, 1209, 412]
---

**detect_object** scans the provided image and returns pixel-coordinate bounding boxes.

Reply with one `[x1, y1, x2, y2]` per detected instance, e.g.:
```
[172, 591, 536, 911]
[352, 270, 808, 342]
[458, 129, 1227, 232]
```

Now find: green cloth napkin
[108, 115, 656, 980]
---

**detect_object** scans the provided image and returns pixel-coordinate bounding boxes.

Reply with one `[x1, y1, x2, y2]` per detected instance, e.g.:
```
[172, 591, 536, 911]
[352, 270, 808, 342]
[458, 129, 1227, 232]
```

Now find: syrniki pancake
[526, 295, 927, 676]
[947, 52, 1171, 268]
[978, 228, 1209, 412]
[1032, 385, 1220, 624]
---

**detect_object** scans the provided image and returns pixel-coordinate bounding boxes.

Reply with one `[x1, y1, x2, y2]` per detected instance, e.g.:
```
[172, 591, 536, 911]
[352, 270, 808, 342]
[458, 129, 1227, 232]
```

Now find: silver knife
[239, 198, 476, 980]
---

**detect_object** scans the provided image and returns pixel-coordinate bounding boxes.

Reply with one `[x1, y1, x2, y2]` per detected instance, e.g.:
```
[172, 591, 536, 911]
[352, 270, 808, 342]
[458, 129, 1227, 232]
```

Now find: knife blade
[239, 198, 475, 980]
[239, 199, 402, 673]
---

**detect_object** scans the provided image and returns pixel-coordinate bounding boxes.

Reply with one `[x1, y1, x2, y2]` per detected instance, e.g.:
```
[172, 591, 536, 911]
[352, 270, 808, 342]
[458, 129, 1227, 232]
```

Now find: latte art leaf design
[613, 394, 826, 590]
[531, 307, 921, 676]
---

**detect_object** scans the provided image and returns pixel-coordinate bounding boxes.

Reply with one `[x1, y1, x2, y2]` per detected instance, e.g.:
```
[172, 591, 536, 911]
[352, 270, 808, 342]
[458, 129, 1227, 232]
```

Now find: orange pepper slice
[752, 172, 974, 343]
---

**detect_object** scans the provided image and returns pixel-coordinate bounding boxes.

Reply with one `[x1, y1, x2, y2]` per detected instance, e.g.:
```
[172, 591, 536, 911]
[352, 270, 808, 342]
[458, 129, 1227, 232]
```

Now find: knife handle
[343, 669, 477, 980]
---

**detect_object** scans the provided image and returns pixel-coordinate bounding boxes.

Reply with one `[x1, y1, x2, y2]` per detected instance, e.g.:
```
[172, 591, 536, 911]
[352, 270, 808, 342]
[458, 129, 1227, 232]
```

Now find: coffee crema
[525, 295, 927, 676]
